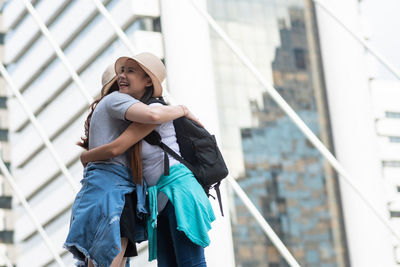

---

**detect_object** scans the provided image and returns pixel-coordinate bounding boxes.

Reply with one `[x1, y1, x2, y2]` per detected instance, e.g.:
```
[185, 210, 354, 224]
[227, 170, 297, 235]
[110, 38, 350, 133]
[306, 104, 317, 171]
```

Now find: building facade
[316, 0, 398, 265]
[363, 1, 400, 263]
[370, 79, 400, 265]
[0, 1, 15, 265]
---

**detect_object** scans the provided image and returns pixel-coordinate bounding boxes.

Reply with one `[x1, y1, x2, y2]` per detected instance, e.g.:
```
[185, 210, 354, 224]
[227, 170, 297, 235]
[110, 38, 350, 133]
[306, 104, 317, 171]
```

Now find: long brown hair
[130, 83, 154, 185]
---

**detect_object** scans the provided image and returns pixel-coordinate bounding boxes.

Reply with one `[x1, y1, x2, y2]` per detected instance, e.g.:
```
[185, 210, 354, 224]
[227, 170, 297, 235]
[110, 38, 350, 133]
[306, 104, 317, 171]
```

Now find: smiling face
[116, 59, 153, 99]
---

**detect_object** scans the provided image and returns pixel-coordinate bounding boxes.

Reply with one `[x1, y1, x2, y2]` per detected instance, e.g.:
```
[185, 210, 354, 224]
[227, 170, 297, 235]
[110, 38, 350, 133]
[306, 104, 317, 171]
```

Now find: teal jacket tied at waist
[147, 163, 216, 261]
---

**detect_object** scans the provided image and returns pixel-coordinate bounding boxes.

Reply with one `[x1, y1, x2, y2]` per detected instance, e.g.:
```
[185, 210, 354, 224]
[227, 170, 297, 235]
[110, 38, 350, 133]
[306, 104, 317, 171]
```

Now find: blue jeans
[157, 202, 207, 267]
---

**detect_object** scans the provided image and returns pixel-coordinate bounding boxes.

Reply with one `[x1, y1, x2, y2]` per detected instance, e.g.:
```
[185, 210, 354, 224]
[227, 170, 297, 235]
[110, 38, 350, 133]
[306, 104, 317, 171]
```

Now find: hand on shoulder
[181, 105, 204, 127]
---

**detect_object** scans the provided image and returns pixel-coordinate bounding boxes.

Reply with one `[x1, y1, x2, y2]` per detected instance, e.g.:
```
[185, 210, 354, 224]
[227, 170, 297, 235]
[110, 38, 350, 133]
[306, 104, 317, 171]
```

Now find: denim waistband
[85, 162, 132, 182]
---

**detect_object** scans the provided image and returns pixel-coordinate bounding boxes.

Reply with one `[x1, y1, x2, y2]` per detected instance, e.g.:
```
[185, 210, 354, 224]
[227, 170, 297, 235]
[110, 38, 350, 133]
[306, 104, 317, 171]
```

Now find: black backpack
[144, 98, 229, 216]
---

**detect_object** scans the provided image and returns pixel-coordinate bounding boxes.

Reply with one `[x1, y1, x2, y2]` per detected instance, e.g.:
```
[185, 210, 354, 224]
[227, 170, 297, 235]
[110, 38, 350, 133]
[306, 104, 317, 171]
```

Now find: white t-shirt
[141, 102, 182, 211]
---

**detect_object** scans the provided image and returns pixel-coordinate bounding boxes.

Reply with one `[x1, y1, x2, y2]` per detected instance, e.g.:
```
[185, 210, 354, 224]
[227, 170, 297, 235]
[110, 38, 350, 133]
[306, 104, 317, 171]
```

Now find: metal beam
[21, 0, 93, 104]
[0, 62, 79, 193]
[0, 158, 65, 266]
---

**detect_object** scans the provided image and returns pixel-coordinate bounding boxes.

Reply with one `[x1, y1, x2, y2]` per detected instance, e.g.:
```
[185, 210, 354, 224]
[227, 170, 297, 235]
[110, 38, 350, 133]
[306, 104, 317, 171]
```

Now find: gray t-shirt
[88, 91, 139, 167]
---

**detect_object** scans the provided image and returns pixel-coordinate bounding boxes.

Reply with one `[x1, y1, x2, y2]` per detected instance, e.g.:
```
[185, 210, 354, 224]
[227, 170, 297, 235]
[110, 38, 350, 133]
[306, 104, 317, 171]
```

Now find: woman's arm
[125, 102, 202, 126]
[80, 122, 157, 166]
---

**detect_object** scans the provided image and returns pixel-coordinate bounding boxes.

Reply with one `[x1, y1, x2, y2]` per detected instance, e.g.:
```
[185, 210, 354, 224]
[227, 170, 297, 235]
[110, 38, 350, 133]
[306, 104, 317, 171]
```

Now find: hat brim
[102, 75, 117, 96]
[114, 57, 163, 98]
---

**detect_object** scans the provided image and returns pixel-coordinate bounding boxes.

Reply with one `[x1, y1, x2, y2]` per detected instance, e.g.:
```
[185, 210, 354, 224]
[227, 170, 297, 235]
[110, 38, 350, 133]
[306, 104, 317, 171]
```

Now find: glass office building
[207, 0, 348, 266]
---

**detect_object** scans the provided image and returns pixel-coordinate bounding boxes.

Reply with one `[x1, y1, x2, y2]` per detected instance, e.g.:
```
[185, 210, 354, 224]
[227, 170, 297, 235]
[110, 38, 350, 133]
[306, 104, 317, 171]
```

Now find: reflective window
[294, 48, 306, 70]
[390, 211, 400, 218]
[386, 111, 400, 118]
[389, 136, 400, 143]
[383, 161, 400, 167]
[0, 129, 8, 141]
[0, 98, 7, 109]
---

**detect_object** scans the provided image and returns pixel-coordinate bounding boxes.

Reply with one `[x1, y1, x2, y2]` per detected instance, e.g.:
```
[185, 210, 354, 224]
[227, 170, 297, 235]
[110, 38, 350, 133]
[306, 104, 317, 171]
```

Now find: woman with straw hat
[79, 53, 215, 267]
[64, 53, 201, 267]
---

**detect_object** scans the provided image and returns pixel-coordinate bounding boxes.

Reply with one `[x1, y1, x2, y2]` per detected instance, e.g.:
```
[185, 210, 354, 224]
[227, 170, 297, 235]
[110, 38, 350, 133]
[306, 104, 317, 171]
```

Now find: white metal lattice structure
[21, 0, 93, 104]
[91, 0, 138, 56]
[0, 158, 65, 266]
[0, 62, 79, 193]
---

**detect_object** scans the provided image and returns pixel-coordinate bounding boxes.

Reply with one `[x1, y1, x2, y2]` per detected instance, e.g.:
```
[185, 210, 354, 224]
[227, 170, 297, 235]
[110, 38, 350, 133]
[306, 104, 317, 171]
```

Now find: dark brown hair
[130, 84, 154, 185]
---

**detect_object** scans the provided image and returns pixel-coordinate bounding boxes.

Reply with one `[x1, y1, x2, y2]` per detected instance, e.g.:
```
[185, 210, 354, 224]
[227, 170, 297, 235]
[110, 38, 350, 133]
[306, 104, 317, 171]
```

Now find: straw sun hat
[101, 64, 117, 95]
[102, 52, 166, 98]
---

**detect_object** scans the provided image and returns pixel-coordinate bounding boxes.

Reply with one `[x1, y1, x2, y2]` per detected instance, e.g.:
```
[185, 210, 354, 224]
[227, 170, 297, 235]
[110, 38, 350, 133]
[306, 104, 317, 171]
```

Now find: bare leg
[110, 237, 128, 267]
[120, 257, 128, 267]
[86, 238, 128, 267]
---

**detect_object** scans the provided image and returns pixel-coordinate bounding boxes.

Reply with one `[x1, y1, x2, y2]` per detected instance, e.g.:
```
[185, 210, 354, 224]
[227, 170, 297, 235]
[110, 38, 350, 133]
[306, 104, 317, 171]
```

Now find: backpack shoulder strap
[213, 182, 224, 216]
[158, 142, 195, 174]
[143, 106, 195, 176]
[143, 97, 170, 174]
[144, 133, 195, 176]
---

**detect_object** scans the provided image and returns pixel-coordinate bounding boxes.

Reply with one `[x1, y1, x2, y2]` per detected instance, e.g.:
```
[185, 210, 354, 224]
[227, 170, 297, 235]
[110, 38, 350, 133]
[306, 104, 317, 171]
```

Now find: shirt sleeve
[149, 103, 163, 107]
[104, 91, 140, 121]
